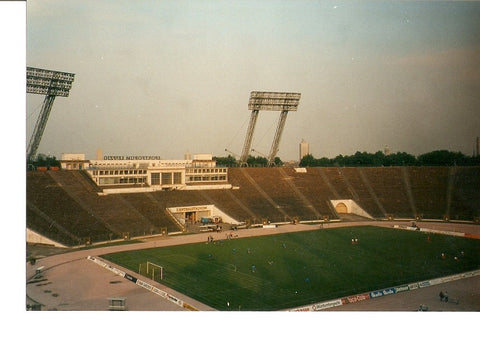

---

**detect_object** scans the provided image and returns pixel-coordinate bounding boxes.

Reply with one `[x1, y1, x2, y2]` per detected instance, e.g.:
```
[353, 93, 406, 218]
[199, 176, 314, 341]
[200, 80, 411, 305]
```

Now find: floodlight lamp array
[248, 91, 301, 111]
[27, 67, 75, 97]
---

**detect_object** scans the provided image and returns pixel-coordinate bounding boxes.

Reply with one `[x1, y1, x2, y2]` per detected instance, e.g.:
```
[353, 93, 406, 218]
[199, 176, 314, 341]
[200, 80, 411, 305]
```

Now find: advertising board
[124, 273, 138, 283]
[312, 299, 343, 311]
[343, 293, 370, 304]
[394, 285, 409, 293]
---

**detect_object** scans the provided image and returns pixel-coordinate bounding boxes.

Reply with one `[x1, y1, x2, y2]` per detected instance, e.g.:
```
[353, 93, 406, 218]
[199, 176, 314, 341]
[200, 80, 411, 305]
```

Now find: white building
[60, 153, 89, 170]
[61, 152, 230, 193]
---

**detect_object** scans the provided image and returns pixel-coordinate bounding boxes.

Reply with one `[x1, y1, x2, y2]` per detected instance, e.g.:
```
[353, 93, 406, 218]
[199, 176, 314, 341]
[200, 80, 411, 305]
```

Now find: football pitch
[101, 226, 480, 311]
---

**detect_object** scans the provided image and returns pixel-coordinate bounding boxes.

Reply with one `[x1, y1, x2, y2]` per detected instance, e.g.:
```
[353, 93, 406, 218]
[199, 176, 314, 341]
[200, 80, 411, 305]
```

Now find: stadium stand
[407, 167, 450, 220]
[26, 166, 480, 246]
[450, 167, 480, 220]
[199, 188, 258, 222]
[27, 172, 112, 245]
[280, 167, 338, 219]
[226, 168, 288, 222]
[358, 167, 413, 218]
[48, 170, 160, 238]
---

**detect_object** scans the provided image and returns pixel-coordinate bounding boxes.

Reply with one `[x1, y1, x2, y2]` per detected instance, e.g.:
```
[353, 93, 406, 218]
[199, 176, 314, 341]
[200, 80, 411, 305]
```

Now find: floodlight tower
[239, 109, 259, 166]
[239, 91, 301, 167]
[26, 67, 75, 163]
[267, 110, 289, 166]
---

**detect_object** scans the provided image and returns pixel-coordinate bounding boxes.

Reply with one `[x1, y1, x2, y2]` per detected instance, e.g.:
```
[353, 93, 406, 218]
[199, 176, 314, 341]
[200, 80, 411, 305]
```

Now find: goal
[139, 261, 164, 281]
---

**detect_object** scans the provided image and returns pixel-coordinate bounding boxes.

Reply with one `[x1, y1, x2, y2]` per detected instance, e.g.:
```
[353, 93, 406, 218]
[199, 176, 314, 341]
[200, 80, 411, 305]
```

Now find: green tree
[350, 151, 375, 166]
[32, 154, 60, 168]
[273, 156, 283, 166]
[214, 155, 237, 167]
[246, 155, 268, 167]
[299, 154, 316, 167]
[387, 152, 417, 166]
[316, 157, 332, 167]
[372, 151, 386, 166]
[417, 150, 467, 166]
[333, 154, 346, 167]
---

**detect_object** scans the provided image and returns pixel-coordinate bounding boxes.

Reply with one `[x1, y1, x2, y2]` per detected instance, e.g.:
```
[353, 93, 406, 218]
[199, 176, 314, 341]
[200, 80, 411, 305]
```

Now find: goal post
[140, 261, 164, 281]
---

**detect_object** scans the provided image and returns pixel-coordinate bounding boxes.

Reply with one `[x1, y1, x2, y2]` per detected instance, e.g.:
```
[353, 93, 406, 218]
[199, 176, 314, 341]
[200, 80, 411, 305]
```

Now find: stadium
[24, 66, 480, 312]
[3, 3, 475, 340]
[24, 65, 480, 312]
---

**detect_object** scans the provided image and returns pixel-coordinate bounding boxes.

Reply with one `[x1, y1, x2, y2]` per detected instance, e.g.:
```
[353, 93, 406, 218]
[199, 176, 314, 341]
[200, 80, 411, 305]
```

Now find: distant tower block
[299, 139, 309, 161]
[384, 145, 390, 156]
[239, 91, 301, 166]
[96, 148, 103, 160]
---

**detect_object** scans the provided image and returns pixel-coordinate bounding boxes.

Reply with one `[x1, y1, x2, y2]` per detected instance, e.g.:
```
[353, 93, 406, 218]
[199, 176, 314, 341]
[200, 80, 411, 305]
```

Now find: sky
[24, 0, 480, 161]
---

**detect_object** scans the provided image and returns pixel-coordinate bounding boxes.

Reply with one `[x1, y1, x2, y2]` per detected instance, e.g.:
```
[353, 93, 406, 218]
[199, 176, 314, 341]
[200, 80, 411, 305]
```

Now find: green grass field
[101, 226, 480, 311]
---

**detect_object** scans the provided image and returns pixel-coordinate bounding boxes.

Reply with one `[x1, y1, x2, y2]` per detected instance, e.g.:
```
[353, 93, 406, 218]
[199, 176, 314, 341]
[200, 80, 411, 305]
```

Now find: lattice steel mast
[26, 95, 56, 163]
[26, 67, 75, 163]
[239, 109, 259, 167]
[267, 110, 289, 166]
[239, 91, 301, 167]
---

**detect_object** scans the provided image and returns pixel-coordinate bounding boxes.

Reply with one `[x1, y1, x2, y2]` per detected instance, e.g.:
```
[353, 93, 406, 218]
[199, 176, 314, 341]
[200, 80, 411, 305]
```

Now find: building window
[151, 172, 160, 185]
[173, 172, 182, 184]
[162, 172, 172, 185]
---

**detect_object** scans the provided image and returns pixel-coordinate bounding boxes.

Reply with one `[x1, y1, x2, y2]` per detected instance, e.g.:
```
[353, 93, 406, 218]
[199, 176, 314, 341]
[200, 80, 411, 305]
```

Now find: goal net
[139, 261, 164, 281]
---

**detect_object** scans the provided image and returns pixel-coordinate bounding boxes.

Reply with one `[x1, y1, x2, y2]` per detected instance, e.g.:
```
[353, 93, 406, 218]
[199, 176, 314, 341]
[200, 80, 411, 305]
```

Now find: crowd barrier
[87, 256, 198, 311]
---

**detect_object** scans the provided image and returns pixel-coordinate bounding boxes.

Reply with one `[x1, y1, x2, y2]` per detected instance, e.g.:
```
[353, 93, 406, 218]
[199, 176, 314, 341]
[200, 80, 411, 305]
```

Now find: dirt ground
[26, 221, 480, 312]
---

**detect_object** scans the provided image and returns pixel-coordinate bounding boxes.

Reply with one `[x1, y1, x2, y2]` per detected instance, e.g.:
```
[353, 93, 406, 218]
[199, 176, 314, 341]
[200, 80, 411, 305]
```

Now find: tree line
[215, 150, 480, 167]
[299, 150, 480, 167]
[214, 155, 284, 167]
